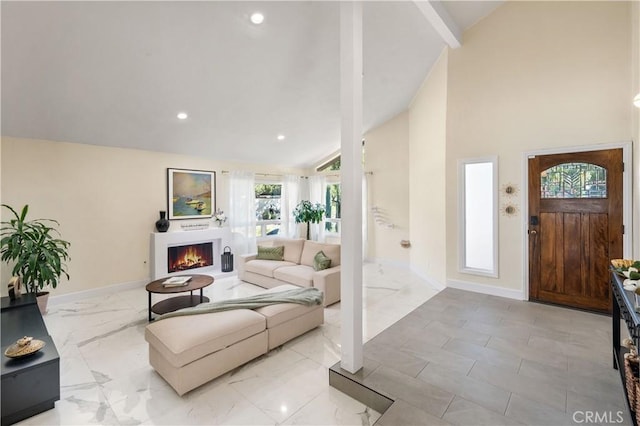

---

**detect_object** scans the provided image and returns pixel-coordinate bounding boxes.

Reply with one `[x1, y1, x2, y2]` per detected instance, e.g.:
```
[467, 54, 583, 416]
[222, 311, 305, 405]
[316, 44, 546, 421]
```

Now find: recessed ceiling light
[277, 134, 285, 141]
[250, 12, 264, 25]
[177, 112, 188, 120]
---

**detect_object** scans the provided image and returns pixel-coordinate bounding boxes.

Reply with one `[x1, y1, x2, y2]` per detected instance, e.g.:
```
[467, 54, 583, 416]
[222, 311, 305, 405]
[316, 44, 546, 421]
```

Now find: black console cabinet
[611, 271, 639, 426]
[1, 295, 60, 426]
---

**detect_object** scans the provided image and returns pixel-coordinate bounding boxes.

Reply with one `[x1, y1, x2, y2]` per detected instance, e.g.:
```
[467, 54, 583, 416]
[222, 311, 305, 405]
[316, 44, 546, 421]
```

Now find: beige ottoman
[145, 285, 324, 396]
[145, 309, 268, 396]
[257, 301, 324, 349]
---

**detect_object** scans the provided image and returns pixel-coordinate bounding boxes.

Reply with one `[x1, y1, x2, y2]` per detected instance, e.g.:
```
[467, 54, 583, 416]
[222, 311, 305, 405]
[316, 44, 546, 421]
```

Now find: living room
[2, 1, 640, 425]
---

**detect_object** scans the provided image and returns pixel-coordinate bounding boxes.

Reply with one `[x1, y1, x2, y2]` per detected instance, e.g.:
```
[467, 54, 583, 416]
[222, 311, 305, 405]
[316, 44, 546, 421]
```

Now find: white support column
[339, 1, 363, 374]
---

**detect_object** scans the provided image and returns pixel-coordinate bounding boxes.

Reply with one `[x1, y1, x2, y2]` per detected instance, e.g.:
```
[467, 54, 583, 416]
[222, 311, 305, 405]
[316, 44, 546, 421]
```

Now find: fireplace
[168, 242, 213, 273]
[150, 228, 232, 280]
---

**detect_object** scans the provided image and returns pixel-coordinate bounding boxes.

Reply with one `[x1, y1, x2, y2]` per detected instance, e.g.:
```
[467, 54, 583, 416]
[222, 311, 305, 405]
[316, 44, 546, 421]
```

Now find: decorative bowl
[4, 336, 45, 358]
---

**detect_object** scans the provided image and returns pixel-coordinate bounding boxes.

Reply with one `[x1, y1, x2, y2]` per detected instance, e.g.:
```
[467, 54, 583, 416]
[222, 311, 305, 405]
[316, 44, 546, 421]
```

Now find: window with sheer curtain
[308, 175, 326, 241]
[252, 175, 302, 240]
[254, 182, 282, 238]
[228, 171, 256, 255]
[324, 181, 341, 234]
[281, 175, 302, 238]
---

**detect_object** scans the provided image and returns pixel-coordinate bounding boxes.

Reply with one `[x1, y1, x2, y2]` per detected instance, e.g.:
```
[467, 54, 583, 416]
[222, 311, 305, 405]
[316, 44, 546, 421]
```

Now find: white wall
[445, 1, 632, 292]
[0, 137, 304, 296]
[363, 111, 410, 264]
[408, 49, 448, 287]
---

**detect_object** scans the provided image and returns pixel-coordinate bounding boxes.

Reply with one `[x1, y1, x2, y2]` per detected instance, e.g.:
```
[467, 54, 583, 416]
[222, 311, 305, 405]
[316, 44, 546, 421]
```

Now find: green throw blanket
[157, 287, 324, 320]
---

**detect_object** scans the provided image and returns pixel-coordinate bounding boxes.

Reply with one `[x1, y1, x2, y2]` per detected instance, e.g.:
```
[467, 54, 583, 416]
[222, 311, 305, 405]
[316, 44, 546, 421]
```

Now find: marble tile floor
[331, 288, 630, 426]
[17, 262, 439, 426]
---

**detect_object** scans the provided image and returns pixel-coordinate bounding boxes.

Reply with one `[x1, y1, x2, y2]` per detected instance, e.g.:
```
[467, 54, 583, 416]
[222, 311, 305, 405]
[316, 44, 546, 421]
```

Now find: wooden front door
[528, 149, 623, 313]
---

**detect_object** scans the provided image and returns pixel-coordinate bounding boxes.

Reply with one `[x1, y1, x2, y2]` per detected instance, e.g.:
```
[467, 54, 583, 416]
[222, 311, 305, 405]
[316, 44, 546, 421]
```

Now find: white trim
[48, 278, 149, 306]
[521, 141, 633, 301]
[409, 265, 446, 291]
[447, 278, 525, 301]
[365, 257, 411, 270]
[364, 257, 445, 291]
[413, 0, 462, 48]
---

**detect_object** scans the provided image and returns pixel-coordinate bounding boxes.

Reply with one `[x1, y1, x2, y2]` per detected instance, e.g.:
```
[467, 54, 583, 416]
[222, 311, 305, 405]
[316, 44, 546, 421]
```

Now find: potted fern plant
[293, 200, 325, 240]
[0, 204, 70, 313]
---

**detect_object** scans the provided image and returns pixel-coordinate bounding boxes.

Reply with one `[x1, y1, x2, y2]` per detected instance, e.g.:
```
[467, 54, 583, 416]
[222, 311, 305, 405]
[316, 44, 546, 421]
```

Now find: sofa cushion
[300, 241, 341, 268]
[256, 245, 284, 261]
[273, 265, 314, 288]
[145, 309, 266, 368]
[245, 259, 296, 277]
[313, 251, 332, 271]
[273, 238, 305, 264]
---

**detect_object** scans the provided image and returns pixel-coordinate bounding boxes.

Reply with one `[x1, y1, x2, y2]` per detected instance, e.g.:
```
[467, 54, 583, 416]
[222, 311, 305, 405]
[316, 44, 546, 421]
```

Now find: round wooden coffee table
[146, 274, 214, 321]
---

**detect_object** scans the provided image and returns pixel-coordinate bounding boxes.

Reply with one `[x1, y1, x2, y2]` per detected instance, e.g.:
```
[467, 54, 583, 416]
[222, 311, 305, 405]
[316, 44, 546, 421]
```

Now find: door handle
[529, 230, 537, 235]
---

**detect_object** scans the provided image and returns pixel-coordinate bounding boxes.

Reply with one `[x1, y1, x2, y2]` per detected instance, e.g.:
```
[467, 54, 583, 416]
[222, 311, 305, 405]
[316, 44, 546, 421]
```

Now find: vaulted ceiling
[1, 1, 500, 168]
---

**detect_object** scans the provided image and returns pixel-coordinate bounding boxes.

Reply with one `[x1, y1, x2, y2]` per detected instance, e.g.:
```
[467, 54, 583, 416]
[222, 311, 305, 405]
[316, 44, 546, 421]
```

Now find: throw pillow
[313, 250, 332, 271]
[256, 245, 285, 261]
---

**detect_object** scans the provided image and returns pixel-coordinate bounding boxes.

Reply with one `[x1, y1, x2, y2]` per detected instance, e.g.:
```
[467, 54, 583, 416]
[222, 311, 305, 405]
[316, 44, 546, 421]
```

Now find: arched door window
[540, 163, 607, 199]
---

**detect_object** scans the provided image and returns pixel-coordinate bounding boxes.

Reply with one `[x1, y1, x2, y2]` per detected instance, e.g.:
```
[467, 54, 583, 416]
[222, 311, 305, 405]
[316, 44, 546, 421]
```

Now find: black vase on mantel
[155, 211, 170, 233]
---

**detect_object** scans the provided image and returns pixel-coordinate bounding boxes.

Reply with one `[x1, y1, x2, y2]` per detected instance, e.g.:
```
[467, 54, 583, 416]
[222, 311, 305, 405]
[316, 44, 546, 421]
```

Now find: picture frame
[167, 168, 216, 220]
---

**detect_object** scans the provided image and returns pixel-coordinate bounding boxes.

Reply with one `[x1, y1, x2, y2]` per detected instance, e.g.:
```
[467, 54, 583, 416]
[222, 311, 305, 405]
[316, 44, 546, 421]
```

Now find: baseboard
[48, 278, 150, 306]
[409, 266, 446, 291]
[364, 257, 410, 270]
[48, 271, 240, 306]
[446, 279, 525, 300]
[364, 258, 444, 291]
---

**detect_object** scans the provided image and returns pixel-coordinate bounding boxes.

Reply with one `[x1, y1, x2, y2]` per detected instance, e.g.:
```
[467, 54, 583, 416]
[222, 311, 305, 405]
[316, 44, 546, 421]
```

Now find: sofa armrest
[313, 265, 341, 306]
[237, 253, 257, 280]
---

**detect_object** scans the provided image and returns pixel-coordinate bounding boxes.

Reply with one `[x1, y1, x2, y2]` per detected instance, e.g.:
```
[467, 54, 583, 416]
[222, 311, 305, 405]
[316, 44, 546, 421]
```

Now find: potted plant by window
[0, 204, 70, 313]
[293, 200, 325, 240]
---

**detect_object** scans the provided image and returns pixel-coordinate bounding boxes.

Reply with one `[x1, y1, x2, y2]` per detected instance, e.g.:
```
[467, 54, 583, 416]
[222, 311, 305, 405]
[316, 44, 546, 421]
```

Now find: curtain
[308, 175, 326, 242]
[228, 171, 256, 255]
[281, 175, 302, 238]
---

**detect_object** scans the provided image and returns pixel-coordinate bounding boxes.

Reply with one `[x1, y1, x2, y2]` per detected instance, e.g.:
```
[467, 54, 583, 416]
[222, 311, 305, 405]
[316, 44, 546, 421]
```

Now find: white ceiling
[1, 1, 500, 168]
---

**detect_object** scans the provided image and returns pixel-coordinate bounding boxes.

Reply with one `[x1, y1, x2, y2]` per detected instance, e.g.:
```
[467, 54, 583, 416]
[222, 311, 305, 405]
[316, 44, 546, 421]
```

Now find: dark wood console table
[1, 294, 60, 425]
[611, 270, 639, 425]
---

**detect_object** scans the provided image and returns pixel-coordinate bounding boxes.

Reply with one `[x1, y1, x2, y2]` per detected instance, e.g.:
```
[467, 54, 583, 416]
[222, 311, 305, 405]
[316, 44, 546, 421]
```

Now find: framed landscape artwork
[167, 168, 216, 220]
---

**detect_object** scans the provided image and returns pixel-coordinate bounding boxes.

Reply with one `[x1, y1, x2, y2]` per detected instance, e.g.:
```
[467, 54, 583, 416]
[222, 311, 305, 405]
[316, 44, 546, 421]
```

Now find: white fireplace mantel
[150, 228, 232, 280]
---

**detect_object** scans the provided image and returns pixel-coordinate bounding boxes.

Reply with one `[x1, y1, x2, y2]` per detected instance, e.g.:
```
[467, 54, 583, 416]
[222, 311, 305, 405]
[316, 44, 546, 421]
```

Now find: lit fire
[169, 245, 211, 272]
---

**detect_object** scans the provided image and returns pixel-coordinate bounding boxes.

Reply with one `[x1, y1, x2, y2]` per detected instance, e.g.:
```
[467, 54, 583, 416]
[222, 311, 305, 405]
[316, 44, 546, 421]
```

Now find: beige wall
[363, 111, 410, 264]
[446, 1, 632, 291]
[0, 137, 303, 296]
[408, 49, 449, 286]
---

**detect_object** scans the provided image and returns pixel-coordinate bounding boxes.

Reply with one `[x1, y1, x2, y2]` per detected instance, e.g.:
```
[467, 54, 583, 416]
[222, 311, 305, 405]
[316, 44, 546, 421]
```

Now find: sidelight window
[458, 157, 498, 277]
[541, 163, 607, 199]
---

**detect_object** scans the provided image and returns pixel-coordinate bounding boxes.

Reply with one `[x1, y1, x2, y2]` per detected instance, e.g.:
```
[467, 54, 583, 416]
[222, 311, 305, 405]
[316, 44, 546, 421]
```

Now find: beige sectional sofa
[145, 285, 323, 396]
[237, 238, 341, 306]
